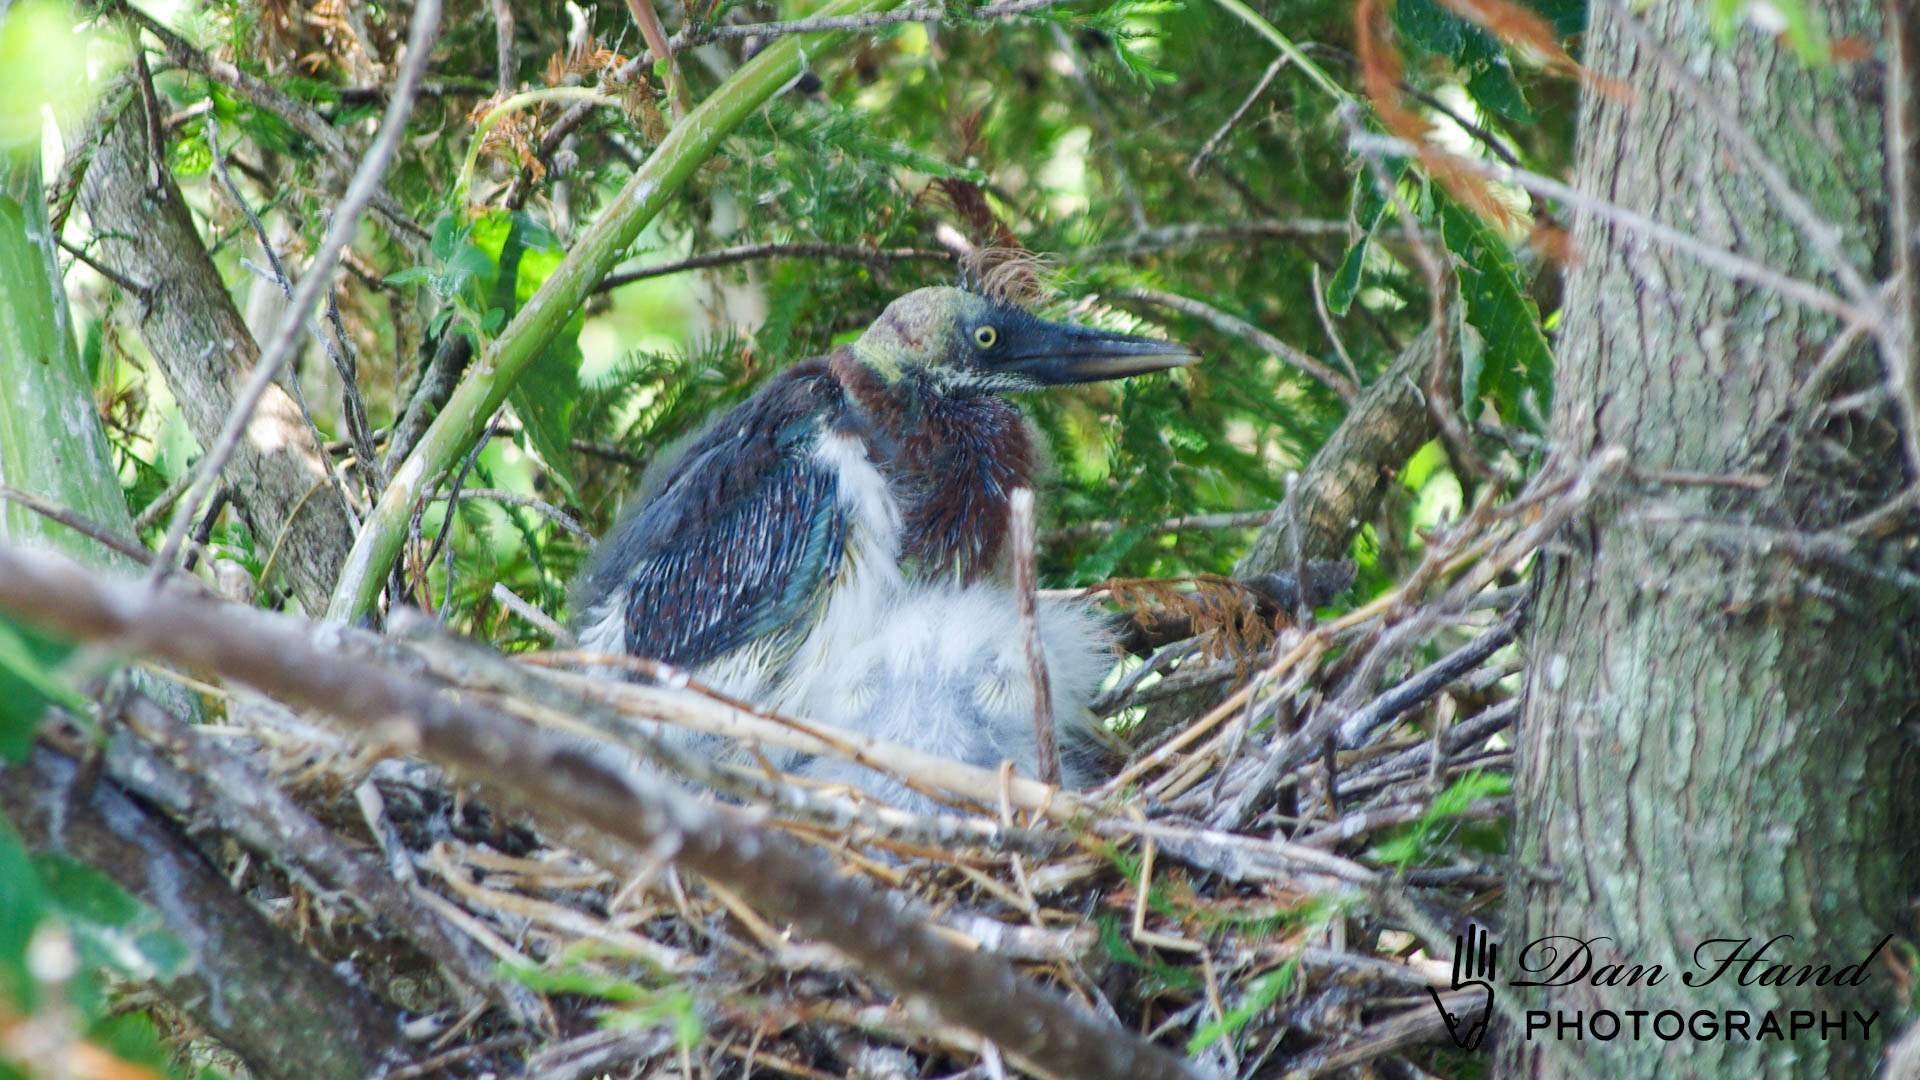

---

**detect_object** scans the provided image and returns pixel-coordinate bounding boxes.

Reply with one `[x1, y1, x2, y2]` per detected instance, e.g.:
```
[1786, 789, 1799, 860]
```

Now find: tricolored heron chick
[574, 285, 1195, 797]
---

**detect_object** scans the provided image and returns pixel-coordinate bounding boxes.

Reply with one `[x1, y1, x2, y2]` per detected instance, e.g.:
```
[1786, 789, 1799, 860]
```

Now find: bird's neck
[829, 349, 1036, 583]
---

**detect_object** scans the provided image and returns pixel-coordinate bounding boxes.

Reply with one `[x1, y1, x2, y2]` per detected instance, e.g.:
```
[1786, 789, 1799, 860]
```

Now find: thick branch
[1, 744, 413, 1080]
[1236, 324, 1442, 575]
[79, 105, 354, 612]
[0, 544, 1198, 1080]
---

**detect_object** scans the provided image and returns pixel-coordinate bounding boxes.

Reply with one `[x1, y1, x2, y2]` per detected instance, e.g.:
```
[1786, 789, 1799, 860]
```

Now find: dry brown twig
[1009, 488, 1061, 785]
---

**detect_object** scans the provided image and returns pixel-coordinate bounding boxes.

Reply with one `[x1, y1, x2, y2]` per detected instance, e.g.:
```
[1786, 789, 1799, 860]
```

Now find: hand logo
[1429, 923, 1495, 1050]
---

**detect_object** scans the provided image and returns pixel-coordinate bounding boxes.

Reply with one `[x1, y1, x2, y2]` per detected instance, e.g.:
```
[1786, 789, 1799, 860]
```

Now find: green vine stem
[326, 0, 903, 622]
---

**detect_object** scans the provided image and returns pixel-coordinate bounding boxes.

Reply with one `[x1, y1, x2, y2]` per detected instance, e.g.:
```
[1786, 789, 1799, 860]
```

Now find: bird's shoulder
[660, 358, 851, 495]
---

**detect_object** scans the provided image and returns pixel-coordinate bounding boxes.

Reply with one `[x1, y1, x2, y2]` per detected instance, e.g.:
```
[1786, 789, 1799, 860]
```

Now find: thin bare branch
[506, 0, 1077, 206]
[1190, 56, 1287, 177]
[492, 582, 575, 643]
[1009, 489, 1059, 785]
[115, 1, 427, 242]
[150, 0, 442, 580]
[1347, 133, 1872, 324]
[1078, 218, 1349, 259]
[595, 242, 952, 293]
[1050, 508, 1275, 543]
[208, 110, 367, 525]
[431, 486, 593, 541]
[0, 486, 152, 564]
[1113, 286, 1359, 401]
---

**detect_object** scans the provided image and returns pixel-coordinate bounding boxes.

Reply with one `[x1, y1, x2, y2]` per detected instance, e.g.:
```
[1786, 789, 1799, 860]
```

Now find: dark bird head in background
[850, 286, 1197, 395]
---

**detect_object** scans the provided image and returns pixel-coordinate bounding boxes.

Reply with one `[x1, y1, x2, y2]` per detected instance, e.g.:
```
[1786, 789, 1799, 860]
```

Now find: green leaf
[1526, 0, 1586, 39]
[1368, 831, 1425, 867]
[598, 986, 703, 1049]
[1388, 0, 1534, 122]
[1097, 913, 1146, 968]
[444, 245, 496, 298]
[0, 615, 79, 763]
[502, 955, 702, 1048]
[81, 318, 103, 384]
[278, 74, 342, 105]
[89, 1011, 210, 1080]
[1393, 0, 1466, 59]
[167, 130, 212, 179]
[1460, 30, 1533, 124]
[469, 212, 584, 500]
[1367, 769, 1512, 867]
[1071, 524, 1148, 586]
[1328, 158, 1410, 316]
[775, 105, 987, 182]
[1438, 202, 1553, 424]
[1094, 914, 1201, 996]
[0, 816, 50, 1010]
[509, 331, 584, 501]
[1188, 956, 1300, 1054]
[33, 854, 191, 983]
[430, 213, 463, 261]
[1428, 768, 1511, 817]
[383, 266, 433, 287]
[1708, 0, 1827, 63]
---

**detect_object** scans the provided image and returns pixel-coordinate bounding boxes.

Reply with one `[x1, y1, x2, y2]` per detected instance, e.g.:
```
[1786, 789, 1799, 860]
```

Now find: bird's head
[850, 286, 1196, 394]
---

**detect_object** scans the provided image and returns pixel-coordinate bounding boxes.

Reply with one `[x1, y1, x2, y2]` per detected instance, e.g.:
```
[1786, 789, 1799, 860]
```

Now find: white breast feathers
[793, 583, 1115, 812]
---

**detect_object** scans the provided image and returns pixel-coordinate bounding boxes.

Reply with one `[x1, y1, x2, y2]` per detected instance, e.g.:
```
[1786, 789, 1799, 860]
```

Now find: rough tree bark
[78, 102, 354, 614]
[1504, 0, 1920, 1075]
[2, 745, 413, 1080]
[1236, 324, 1440, 574]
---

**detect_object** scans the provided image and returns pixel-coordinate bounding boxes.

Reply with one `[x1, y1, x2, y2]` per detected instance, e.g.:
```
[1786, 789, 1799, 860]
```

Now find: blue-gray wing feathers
[574, 362, 851, 669]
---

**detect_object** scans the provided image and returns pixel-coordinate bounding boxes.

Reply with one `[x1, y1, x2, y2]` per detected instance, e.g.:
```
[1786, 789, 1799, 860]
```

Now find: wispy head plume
[958, 246, 1054, 307]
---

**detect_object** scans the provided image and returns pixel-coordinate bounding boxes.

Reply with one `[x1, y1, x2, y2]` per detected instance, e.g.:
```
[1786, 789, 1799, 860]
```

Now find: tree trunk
[78, 102, 354, 614]
[1504, 0, 1920, 1075]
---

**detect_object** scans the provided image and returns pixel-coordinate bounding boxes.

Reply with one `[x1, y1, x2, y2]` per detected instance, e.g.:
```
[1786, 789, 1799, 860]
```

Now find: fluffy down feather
[793, 583, 1115, 811]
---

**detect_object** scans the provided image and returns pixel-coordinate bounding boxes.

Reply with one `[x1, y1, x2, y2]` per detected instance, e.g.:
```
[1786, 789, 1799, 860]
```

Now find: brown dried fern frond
[1104, 574, 1282, 665]
[1354, 0, 1511, 229]
[468, 94, 545, 182]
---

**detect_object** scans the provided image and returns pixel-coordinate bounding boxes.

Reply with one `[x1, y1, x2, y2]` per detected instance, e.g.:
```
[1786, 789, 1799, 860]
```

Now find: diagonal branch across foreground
[0, 543, 1199, 1080]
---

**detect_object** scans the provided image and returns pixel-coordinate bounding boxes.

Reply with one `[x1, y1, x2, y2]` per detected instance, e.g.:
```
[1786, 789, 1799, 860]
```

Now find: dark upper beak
[998, 320, 1198, 385]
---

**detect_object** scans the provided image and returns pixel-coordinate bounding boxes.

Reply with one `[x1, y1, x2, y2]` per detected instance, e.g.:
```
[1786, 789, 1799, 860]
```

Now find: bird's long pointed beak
[1000, 321, 1198, 385]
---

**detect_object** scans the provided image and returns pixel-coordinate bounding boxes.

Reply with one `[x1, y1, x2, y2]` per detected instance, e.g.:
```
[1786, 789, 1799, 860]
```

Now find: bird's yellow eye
[973, 325, 999, 349]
